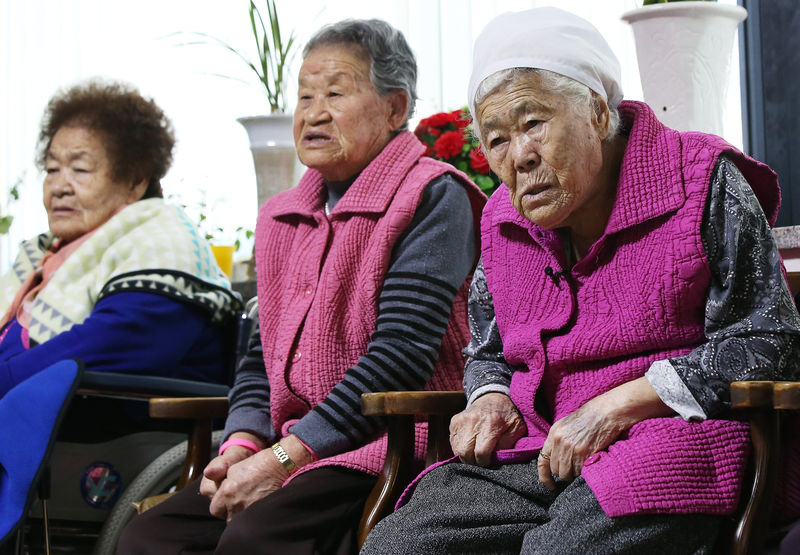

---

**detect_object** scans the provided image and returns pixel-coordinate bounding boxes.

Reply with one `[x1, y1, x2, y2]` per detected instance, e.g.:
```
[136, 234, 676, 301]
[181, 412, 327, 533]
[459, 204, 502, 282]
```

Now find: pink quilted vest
[255, 131, 485, 478]
[482, 101, 785, 517]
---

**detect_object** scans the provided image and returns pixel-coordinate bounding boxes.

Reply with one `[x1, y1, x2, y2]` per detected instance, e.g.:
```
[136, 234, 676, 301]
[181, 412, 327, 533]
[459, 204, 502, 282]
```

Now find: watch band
[271, 442, 297, 474]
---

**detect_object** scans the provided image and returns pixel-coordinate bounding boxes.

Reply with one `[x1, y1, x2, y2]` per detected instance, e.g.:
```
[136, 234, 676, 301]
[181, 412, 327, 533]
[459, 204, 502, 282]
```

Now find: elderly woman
[0, 80, 239, 397]
[362, 8, 800, 554]
[119, 18, 485, 555]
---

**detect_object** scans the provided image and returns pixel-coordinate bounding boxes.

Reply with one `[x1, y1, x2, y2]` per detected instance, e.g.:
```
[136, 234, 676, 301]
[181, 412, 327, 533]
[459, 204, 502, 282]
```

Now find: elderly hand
[200, 432, 267, 500]
[449, 392, 527, 466]
[208, 434, 314, 521]
[207, 448, 289, 521]
[537, 377, 674, 490]
[199, 448, 254, 501]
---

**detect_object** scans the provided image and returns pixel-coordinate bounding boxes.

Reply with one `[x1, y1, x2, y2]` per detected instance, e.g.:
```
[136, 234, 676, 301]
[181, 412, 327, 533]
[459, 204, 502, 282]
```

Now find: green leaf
[475, 175, 496, 194]
[170, 0, 297, 112]
[0, 215, 12, 234]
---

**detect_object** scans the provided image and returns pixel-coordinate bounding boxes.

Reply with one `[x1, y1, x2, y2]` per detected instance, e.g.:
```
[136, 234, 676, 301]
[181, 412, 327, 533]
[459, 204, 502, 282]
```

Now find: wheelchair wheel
[92, 430, 223, 555]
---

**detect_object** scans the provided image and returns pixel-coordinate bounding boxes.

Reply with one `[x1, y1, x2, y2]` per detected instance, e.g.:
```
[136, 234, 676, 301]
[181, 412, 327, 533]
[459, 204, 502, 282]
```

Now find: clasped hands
[449, 378, 670, 490]
[199, 433, 312, 521]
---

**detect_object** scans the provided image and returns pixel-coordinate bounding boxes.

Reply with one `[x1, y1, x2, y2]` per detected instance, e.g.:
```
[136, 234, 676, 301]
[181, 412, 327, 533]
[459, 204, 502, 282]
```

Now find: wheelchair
[8, 299, 257, 555]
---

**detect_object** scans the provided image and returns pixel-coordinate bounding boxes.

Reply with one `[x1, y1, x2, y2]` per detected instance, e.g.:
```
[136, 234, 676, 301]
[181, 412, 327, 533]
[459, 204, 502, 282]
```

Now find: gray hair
[472, 68, 621, 146]
[303, 19, 418, 130]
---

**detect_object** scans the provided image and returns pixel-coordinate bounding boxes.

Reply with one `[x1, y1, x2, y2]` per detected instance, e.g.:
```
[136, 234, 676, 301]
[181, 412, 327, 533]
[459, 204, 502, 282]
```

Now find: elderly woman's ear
[126, 179, 150, 204]
[386, 90, 410, 132]
[590, 93, 612, 141]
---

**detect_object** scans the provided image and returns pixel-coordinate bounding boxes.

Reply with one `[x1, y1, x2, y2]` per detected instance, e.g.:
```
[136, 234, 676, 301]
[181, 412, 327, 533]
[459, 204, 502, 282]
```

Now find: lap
[118, 466, 376, 555]
[361, 461, 721, 555]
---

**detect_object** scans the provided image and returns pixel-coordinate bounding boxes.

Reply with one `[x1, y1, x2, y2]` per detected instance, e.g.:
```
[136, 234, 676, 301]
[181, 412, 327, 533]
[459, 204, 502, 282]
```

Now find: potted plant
[232, 0, 304, 210]
[621, 0, 747, 135]
[184, 0, 302, 209]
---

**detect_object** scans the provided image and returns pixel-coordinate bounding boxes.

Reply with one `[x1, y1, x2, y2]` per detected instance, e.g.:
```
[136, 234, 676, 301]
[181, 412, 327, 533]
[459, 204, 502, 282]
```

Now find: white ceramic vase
[238, 113, 305, 210]
[621, 2, 747, 135]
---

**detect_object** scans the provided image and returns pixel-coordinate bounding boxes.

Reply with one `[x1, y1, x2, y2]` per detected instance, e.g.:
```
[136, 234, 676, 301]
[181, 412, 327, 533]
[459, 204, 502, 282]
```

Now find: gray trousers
[361, 460, 721, 554]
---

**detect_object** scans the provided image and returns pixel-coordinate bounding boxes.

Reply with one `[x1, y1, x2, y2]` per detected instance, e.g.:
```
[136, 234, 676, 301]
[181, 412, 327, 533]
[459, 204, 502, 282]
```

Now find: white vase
[238, 113, 305, 210]
[621, 2, 747, 135]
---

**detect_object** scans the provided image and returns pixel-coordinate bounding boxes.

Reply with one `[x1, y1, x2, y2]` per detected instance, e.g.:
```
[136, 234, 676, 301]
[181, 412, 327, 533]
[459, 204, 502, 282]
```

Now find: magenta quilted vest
[482, 101, 786, 517]
[255, 131, 485, 478]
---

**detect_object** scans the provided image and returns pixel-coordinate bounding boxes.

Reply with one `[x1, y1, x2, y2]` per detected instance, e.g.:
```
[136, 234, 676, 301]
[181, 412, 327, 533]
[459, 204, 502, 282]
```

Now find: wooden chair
[11, 305, 256, 555]
[356, 381, 799, 554]
[129, 379, 795, 553]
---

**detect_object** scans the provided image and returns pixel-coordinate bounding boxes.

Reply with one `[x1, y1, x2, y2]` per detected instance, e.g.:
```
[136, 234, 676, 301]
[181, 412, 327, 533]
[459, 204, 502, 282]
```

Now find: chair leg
[177, 419, 212, 489]
[357, 415, 415, 548]
[39, 467, 52, 555]
[731, 409, 780, 555]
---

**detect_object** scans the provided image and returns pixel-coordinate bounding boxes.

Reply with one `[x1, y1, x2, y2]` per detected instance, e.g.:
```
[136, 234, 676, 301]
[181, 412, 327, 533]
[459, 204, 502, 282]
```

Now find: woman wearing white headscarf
[362, 7, 800, 553]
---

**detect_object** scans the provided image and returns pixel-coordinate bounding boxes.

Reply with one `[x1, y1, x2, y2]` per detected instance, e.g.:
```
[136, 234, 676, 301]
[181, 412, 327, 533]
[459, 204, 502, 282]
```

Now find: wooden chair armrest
[774, 381, 800, 410]
[361, 391, 467, 416]
[730, 381, 775, 409]
[148, 397, 229, 419]
[730, 380, 800, 410]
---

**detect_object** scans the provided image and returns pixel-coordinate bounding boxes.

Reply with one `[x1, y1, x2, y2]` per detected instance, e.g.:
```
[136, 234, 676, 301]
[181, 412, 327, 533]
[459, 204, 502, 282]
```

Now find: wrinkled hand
[537, 377, 673, 490]
[199, 446, 254, 501]
[208, 448, 290, 521]
[449, 392, 527, 466]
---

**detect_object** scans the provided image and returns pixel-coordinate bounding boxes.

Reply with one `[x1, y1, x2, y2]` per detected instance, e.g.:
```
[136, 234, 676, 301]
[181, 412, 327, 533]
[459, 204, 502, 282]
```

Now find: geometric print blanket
[0, 198, 241, 344]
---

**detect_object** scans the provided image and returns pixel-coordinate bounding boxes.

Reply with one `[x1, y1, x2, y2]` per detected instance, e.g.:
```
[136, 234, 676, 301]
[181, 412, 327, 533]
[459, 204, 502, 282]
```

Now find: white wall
[0, 0, 742, 271]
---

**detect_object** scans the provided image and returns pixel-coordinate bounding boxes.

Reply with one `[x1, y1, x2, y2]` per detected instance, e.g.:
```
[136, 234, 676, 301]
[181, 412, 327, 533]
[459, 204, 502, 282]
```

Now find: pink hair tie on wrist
[218, 438, 261, 456]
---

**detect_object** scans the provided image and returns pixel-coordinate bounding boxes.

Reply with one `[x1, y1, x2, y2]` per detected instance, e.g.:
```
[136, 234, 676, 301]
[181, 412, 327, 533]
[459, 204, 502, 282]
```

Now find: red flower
[425, 112, 457, 129]
[470, 148, 491, 174]
[434, 131, 465, 159]
[452, 109, 471, 131]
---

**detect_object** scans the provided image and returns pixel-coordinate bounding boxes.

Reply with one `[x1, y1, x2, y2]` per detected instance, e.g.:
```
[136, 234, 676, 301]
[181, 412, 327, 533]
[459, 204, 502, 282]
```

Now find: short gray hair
[303, 19, 418, 130]
[472, 68, 621, 145]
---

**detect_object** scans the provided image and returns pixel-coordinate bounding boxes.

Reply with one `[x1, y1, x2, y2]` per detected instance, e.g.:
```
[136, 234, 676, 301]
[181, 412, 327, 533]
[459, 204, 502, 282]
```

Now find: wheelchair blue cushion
[0, 359, 83, 546]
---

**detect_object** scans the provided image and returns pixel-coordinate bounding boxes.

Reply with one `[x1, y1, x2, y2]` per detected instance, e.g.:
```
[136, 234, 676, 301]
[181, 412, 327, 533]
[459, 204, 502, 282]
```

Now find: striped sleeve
[222, 320, 278, 444]
[289, 174, 477, 458]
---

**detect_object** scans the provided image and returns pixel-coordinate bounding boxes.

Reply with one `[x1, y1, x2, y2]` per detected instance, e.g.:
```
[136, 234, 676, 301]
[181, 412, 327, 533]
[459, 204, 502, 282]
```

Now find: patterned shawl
[0, 198, 241, 344]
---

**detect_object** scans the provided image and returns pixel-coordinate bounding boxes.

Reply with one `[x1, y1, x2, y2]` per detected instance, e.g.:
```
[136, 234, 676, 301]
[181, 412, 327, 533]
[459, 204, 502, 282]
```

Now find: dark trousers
[362, 461, 721, 555]
[118, 466, 376, 555]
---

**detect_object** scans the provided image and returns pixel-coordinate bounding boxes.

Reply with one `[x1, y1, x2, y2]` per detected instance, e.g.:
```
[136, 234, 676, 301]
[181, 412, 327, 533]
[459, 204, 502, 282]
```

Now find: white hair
[471, 68, 621, 146]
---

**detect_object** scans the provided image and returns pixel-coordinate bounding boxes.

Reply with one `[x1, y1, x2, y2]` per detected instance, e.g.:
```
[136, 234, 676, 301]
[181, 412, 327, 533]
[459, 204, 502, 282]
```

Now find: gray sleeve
[222, 320, 278, 443]
[647, 157, 800, 419]
[462, 258, 514, 407]
[290, 174, 478, 458]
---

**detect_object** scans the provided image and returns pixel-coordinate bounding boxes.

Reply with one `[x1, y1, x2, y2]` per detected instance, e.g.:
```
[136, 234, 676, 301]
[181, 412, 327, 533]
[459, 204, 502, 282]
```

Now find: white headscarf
[467, 7, 623, 119]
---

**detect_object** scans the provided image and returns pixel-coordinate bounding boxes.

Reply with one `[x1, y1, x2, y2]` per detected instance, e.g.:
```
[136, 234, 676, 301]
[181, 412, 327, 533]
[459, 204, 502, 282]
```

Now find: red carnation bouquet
[414, 108, 501, 195]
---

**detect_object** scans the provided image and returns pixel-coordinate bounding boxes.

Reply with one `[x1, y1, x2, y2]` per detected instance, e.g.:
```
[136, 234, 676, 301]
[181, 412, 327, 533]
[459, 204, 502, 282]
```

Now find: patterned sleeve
[462, 258, 515, 406]
[646, 156, 800, 419]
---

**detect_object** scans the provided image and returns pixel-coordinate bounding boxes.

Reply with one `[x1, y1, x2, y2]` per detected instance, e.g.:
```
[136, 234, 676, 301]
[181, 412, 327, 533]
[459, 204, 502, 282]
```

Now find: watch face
[80, 461, 122, 509]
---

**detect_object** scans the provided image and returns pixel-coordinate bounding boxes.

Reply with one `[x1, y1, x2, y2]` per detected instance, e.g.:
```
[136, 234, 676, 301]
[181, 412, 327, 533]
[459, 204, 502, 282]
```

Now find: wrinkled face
[44, 126, 145, 243]
[294, 44, 400, 182]
[477, 73, 608, 230]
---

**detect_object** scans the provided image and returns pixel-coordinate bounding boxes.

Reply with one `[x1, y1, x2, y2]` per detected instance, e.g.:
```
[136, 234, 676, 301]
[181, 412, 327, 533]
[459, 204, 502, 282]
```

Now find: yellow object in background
[211, 245, 235, 279]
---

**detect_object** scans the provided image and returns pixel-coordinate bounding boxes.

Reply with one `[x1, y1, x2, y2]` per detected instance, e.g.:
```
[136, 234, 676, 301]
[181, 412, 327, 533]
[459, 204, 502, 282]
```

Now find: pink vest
[255, 131, 485, 477]
[482, 101, 784, 517]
